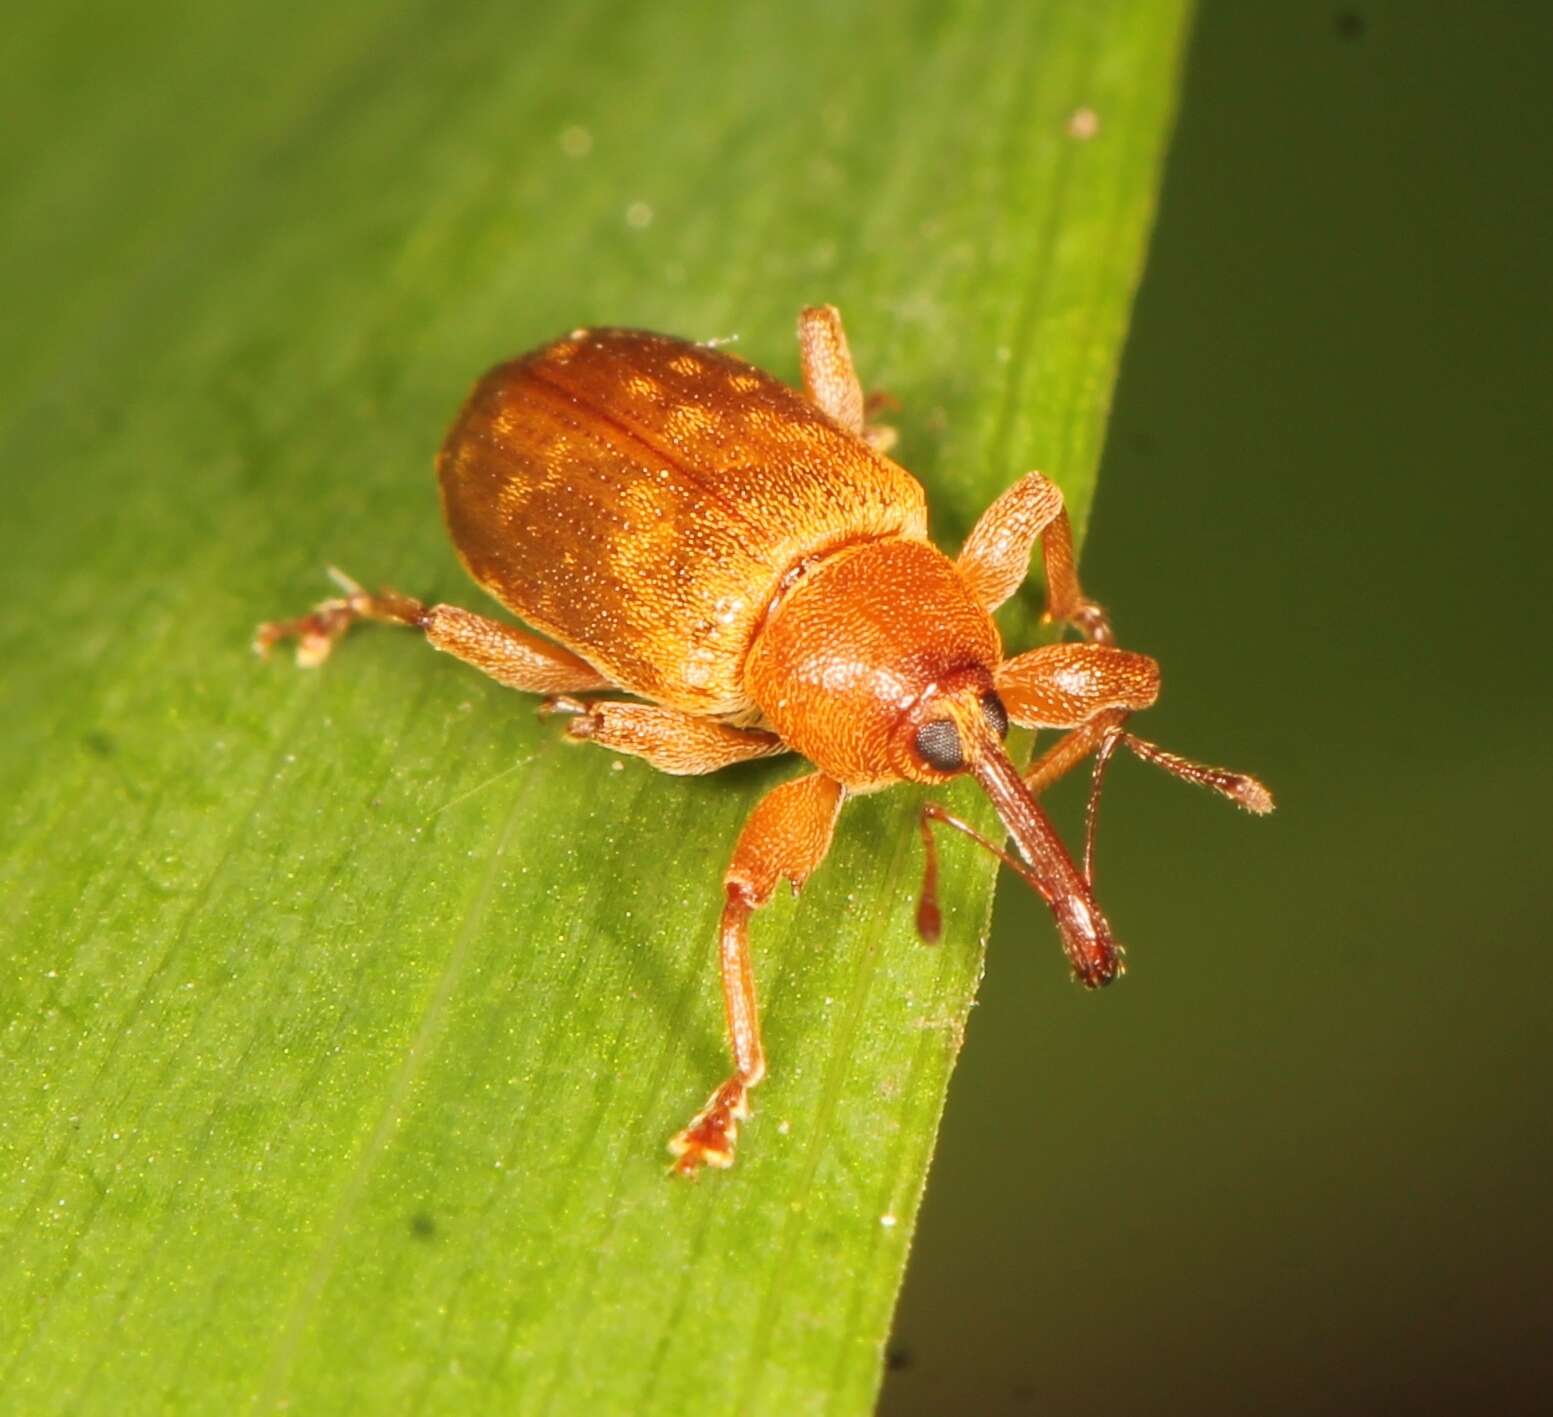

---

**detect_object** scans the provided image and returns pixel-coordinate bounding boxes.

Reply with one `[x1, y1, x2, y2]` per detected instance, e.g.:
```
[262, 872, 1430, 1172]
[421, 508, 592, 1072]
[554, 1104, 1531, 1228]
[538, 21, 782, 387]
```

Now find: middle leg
[541, 699, 788, 775]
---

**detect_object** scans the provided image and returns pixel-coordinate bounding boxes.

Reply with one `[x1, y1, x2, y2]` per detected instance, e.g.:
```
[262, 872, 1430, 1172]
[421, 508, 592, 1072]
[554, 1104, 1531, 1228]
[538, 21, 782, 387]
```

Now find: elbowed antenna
[965, 720, 1122, 988]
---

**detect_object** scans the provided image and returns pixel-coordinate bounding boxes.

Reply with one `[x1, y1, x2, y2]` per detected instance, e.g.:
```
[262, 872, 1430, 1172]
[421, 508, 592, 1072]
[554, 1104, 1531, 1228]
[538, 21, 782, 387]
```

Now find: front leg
[956, 471, 1112, 641]
[670, 771, 845, 1175]
[1000, 643, 1268, 811]
[997, 643, 1271, 882]
[996, 643, 1160, 729]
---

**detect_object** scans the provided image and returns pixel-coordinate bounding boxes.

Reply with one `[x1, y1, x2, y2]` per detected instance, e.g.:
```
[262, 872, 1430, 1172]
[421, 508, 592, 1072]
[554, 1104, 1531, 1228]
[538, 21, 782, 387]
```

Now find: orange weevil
[257, 306, 1272, 1174]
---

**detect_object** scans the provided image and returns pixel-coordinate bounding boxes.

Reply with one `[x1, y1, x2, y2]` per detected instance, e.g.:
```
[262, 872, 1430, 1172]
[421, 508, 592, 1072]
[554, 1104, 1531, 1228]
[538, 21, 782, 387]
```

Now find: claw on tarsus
[668, 1078, 750, 1177]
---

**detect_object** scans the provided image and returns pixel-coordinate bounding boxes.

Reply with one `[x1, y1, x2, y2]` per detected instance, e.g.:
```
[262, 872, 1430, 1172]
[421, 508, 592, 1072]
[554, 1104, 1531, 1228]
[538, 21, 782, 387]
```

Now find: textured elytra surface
[439, 328, 926, 715]
[0, 1, 1191, 1413]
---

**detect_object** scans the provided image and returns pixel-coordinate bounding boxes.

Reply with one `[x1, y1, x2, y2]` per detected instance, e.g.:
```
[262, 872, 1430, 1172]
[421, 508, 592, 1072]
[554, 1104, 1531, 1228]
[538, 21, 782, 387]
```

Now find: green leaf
[0, 1, 1189, 1411]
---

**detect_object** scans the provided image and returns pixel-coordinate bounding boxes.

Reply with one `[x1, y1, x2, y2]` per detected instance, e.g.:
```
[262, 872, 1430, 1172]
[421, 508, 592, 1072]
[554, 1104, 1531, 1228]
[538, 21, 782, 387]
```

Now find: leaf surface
[0, 2, 1190, 1411]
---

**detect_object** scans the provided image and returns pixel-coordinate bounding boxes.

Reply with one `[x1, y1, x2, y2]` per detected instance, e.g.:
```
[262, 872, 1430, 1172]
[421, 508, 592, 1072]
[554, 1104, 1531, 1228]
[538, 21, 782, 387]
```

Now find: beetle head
[889, 667, 1010, 785]
[746, 538, 1003, 788]
[897, 668, 1123, 989]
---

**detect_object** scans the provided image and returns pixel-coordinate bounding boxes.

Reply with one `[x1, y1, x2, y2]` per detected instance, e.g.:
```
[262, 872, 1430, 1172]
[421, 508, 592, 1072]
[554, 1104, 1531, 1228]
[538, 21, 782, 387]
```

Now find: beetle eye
[981, 692, 1010, 739]
[915, 719, 965, 773]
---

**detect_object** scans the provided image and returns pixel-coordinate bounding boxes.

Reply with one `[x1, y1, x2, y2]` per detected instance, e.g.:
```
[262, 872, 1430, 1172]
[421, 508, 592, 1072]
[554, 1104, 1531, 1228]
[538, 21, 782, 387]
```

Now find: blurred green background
[886, 3, 1553, 1413]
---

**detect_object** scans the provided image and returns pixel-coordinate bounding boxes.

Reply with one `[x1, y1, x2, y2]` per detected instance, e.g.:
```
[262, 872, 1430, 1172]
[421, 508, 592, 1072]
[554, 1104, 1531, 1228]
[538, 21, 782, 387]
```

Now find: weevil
[257, 306, 1272, 1175]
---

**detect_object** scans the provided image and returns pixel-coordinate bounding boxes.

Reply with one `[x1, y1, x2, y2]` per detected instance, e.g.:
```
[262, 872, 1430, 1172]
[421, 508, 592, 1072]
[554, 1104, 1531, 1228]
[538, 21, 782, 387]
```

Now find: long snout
[966, 724, 1122, 988]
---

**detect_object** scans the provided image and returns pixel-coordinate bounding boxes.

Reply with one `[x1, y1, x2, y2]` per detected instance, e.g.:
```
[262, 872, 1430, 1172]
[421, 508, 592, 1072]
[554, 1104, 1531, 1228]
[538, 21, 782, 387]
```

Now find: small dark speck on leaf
[1334, 9, 1365, 40]
[409, 1210, 437, 1240]
[885, 1344, 913, 1372]
[81, 731, 116, 758]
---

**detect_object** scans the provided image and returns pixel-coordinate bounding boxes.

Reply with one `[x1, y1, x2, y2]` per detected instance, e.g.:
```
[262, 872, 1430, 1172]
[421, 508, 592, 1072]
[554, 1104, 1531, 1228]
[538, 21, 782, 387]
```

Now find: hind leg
[256, 568, 611, 694]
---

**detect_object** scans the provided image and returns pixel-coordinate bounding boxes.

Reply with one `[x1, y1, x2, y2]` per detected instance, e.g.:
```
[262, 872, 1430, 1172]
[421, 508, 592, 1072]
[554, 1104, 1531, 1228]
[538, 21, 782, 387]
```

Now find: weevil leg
[255, 569, 612, 694]
[1018, 710, 1133, 885]
[997, 643, 1142, 887]
[1020, 712, 1273, 883]
[797, 305, 898, 453]
[670, 771, 844, 1176]
[1019, 711, 1129, 797]
[996, 643, 1160, 730]
[1112, 735, 1275, 816]
[957, 471, 1112, 640]
[541, 700, 789, 775]
[997, 645, 1271, 880]
[1019, 712, 1273, 814]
